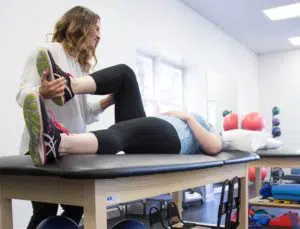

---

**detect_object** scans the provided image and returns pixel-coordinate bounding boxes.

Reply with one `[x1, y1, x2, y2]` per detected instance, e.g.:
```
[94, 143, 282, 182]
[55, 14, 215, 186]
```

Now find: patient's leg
[59, 133, 98, 154]
[88, 64, 146, 122]
[91, 117, 181, 155]
[23, 92, 179, 166]
[37, 49, 145, 122]
[73, 64, 146, 123]
[60, 117, 181, 155]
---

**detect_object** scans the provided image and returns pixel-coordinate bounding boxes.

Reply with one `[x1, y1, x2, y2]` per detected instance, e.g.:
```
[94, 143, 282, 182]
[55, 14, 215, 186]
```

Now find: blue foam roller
[112, 219, 146, 229]
[273, 194, 300, 202]
[291, 168, 300, 175]
[272, 184, 300, 196]
[37, 216, 79, 229]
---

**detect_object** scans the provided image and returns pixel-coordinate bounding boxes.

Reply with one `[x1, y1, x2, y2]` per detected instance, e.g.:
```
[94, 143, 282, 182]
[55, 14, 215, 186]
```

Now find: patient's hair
[52, 6, 100, 72]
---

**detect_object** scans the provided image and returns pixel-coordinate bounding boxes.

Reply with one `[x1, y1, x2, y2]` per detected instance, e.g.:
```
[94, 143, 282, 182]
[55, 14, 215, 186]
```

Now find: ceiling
[180, 0, 300, 54]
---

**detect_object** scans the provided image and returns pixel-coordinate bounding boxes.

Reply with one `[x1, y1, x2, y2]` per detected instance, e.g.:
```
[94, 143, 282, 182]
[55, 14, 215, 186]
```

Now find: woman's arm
[164, 111, 222, 155]
[186, 115, 222, 155]
[16, 49, 41, 107]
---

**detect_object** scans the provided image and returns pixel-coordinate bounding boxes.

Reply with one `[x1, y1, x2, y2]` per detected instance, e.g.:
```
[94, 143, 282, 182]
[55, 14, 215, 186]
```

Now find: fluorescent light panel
[263, 3, 300, 20]
[288, 37, 300, 46]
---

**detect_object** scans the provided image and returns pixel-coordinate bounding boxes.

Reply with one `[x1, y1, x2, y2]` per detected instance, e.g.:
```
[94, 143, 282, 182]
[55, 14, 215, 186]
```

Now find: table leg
[0, 197, 12, 229]
[255, 167, 262, 196]
[84, 181, 107, 229]
[239, 175, 248, 229]
[172, 191, 183, 218]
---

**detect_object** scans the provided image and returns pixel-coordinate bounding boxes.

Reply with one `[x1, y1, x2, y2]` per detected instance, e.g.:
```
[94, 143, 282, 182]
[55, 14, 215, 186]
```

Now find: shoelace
[48, 110, 71, 135]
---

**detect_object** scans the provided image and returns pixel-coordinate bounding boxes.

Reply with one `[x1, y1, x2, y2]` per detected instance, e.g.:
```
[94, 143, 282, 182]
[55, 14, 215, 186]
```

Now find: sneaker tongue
[47, 110, 70, 135]
[52, 120, 70, 135]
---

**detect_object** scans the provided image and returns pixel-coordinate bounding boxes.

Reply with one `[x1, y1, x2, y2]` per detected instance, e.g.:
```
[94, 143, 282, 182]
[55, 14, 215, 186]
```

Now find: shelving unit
[249, 196, 300, 209]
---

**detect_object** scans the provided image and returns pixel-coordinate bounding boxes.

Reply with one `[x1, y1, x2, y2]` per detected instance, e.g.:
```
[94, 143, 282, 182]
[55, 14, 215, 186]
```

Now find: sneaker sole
[36, 48, 64, 106]
[23, 93, 45, 166]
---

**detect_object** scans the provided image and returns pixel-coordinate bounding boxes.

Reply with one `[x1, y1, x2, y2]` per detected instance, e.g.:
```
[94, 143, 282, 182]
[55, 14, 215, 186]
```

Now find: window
[207, 100, 217, 127]
[136, 52, 185, 115]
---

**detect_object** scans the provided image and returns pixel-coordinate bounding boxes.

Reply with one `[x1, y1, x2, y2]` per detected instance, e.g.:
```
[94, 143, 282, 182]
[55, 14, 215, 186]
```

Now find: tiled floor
[107, 183, 300, 228]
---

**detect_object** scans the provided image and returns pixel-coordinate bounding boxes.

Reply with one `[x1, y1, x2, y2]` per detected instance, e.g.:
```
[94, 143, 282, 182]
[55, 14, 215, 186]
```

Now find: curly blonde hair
[52, 6, 100, 72]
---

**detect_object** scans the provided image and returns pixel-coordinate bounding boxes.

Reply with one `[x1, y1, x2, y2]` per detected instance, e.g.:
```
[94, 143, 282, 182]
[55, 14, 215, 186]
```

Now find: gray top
[157, 114, 212, 154]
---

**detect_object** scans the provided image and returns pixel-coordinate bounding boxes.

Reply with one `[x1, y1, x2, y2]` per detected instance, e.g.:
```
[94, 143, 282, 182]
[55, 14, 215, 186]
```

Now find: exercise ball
[272, 126, 281, 138]
[248, 167, 267, 182]
[272, 117, 280, 126]
[242, 112, 265, 131]
[112, 219, 146, 229]
[37, 216, 79, 229]
[272, 106, 280, 116]
[223, 112, 239, 131]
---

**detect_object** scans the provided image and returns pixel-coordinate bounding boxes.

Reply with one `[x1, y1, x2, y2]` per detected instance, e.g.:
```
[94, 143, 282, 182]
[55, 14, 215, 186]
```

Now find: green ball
[272, 106, 280, 115]
[222, 110, 232, 117]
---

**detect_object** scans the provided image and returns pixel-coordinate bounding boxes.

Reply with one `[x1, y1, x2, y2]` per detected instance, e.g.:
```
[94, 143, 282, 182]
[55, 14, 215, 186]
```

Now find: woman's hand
[163, 110, 193, 121]
[39, 69, 65, 99]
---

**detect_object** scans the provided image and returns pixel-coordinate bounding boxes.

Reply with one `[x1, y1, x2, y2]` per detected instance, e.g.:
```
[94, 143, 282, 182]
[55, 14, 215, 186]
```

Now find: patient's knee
[94, 129, 123, 154]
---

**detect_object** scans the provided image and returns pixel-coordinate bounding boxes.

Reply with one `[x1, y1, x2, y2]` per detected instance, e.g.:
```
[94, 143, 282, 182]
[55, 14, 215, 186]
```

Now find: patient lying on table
[22, 92, 222, 166]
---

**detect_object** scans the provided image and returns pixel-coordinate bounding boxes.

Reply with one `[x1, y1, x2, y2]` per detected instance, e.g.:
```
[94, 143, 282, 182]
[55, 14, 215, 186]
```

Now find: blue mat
[273, 194, 300, 202]
[272, 184, 300, 196]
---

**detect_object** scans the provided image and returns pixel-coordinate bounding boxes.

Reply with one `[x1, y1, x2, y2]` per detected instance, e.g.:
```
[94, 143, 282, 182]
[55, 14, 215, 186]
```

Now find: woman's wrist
[38, 86, 46, 98]
[186, 114, 195, 123]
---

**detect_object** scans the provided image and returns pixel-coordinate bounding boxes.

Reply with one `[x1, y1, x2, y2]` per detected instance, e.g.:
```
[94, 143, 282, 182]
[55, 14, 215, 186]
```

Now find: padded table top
[0, 151, 259, 179]
[256, 147, 300, 157]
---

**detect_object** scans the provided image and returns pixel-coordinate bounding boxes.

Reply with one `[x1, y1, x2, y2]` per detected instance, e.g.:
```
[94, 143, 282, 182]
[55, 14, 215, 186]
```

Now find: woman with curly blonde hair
[16, 5, 145, 228]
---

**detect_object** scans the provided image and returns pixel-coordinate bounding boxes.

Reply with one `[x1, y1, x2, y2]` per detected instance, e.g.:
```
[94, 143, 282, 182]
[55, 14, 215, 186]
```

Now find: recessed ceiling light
[263, 3, 300, 20]
[288, 37, 300, 46]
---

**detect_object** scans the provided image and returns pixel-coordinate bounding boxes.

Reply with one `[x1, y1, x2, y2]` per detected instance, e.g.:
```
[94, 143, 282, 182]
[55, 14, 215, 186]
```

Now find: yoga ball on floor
[37, 216, 79, 229]
[112, 219, 146, 229]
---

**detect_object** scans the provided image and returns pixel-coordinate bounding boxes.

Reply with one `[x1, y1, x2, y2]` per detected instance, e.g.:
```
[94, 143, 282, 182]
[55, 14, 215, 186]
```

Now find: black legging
[92, 117, 181, 155]
[90, 64, 146, 122]
[90, 64, 181, 155]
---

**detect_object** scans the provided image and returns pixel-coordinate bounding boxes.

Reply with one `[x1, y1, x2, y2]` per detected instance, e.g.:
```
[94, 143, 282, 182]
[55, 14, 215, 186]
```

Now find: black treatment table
[0, 151, 259, 229]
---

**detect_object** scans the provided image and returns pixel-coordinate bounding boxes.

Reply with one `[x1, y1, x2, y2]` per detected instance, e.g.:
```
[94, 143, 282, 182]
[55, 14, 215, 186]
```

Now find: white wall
[259, 49, 300, 148]
[0, 0, 258, 228]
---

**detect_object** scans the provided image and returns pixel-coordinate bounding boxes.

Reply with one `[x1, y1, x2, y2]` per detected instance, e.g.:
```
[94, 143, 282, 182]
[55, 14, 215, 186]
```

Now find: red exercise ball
[242, 112, 265, 131]
[248, 167, 267, 182]
[223, 112, 239, 131]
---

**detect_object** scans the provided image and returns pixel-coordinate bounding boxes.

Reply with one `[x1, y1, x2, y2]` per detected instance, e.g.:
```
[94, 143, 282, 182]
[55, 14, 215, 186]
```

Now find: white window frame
[136, 51, 186, 115]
